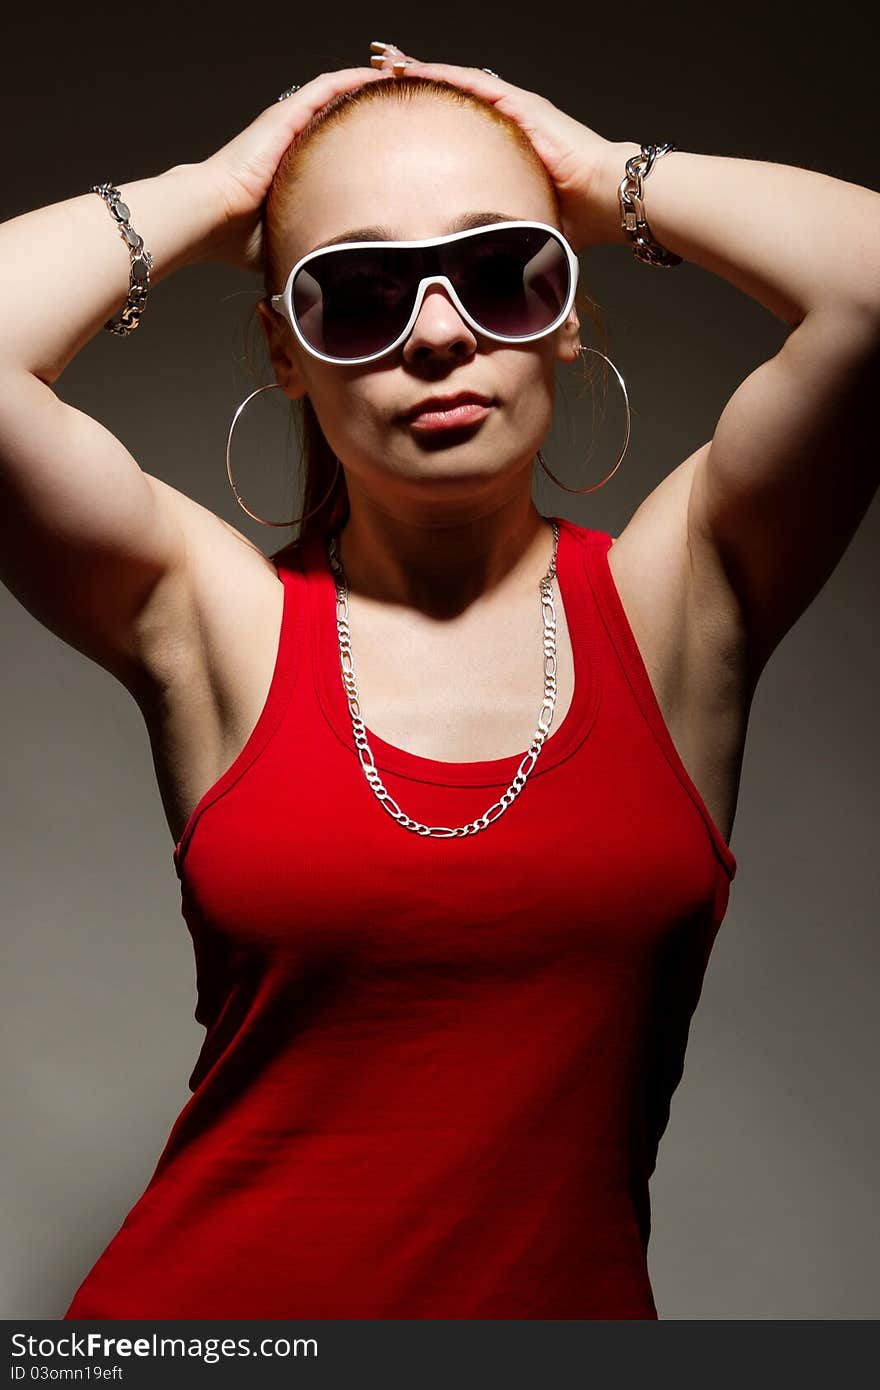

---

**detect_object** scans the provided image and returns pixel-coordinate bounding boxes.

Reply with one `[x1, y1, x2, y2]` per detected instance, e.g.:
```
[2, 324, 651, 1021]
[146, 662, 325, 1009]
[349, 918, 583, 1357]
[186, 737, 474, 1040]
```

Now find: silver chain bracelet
[617, 144, 683, 268]
[90, 182, 154, 335]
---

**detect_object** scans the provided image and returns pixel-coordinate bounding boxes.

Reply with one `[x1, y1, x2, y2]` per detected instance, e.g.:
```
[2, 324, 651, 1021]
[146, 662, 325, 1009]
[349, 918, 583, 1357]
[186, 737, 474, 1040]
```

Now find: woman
[2, 41, 877, 1319]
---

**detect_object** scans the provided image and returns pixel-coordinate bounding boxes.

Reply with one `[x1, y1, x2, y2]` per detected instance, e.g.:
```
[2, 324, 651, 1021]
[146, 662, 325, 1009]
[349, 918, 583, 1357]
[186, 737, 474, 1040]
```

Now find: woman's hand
[370, 44, 623, 253]
[198, 67, 388, 273]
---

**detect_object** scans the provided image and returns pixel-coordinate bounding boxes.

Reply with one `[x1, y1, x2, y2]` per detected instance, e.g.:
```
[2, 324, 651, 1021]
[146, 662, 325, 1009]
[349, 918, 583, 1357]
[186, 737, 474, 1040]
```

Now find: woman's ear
[256, 299, 309, 400]
[556, 306, 582, 365]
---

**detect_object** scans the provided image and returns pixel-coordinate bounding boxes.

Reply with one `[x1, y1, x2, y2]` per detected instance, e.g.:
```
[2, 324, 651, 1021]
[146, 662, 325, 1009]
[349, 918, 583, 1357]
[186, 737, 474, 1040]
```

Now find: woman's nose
[402, 283, 478, 360]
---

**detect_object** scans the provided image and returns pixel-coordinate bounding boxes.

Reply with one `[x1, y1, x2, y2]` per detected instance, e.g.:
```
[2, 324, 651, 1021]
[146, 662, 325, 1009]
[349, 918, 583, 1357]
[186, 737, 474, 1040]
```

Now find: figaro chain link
[326, 520, 561, 837]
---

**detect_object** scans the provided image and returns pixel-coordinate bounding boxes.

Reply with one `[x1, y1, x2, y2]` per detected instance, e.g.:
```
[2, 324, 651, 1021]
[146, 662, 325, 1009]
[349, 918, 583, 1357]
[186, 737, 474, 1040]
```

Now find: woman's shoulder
[554, 514, 615, 550]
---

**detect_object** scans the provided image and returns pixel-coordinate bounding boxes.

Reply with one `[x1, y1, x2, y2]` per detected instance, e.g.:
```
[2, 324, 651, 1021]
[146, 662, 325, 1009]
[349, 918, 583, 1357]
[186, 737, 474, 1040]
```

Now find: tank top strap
[575, 526, 737, 881]
[172, 542, 305, 877]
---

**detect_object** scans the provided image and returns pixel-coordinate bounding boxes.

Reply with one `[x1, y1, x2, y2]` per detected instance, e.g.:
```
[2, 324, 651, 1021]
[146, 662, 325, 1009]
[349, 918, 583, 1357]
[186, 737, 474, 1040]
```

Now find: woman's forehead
[308, 210, 539, 253]
[290, 108, 555, 258]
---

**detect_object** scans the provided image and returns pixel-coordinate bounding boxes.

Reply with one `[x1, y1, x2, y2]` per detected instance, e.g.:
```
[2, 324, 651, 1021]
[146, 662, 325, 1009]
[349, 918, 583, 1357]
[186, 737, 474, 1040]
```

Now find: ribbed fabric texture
[64, 516, 736, 1319]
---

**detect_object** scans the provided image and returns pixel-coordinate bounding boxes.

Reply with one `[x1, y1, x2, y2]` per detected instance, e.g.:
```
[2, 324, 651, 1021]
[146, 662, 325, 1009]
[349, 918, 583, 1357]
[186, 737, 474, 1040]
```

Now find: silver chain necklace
[326, 519, 561, 837]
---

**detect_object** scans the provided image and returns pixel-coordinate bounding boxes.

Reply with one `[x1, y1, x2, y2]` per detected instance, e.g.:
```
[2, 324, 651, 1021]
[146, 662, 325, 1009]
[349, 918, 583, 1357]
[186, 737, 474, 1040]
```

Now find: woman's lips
[405, 401, 494, 431]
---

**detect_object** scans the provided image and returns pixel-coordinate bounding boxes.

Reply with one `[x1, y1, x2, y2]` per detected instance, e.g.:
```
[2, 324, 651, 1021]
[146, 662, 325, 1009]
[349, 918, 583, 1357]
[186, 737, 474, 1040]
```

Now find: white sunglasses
[269, 219, 580, 365]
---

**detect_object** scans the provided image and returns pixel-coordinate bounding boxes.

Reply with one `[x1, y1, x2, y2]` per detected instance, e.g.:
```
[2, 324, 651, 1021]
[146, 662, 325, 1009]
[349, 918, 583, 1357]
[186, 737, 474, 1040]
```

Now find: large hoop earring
[536, 345, 631, 494]
[226, 382, 342, 528]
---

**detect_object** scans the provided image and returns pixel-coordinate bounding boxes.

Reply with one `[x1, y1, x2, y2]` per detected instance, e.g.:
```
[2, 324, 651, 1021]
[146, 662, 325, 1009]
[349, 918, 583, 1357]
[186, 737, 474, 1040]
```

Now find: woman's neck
[331, 490, 556, 618]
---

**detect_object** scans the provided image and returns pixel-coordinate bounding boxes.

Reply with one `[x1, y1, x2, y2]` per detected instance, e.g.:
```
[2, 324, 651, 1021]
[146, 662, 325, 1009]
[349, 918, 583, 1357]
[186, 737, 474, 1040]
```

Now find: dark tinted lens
[447, 226, 570, 337]
[292, 247, 415, 358]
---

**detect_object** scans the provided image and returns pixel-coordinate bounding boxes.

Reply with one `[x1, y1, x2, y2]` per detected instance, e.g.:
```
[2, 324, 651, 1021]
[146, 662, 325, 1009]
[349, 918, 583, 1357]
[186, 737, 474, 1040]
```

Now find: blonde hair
[245, 76, 610, 546]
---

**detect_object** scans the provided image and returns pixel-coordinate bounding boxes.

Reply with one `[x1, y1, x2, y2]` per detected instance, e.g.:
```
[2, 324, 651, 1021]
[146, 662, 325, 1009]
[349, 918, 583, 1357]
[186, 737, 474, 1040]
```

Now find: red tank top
[64, 516, 737, 1320]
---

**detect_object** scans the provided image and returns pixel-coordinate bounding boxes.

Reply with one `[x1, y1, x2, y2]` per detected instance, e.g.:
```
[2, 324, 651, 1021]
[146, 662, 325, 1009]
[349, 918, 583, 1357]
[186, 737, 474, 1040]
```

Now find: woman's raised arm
[0, 162, 232, 691]
[0, 66, 385, 693]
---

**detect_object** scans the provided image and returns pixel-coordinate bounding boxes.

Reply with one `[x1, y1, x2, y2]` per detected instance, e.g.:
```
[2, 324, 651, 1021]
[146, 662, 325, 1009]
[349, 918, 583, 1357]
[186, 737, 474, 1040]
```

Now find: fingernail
[391, 60, 410, 75]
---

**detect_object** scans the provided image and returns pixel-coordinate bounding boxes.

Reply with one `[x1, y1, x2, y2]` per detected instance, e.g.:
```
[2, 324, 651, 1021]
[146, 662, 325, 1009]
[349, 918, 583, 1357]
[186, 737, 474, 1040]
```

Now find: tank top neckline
[299, 515, 601, 789]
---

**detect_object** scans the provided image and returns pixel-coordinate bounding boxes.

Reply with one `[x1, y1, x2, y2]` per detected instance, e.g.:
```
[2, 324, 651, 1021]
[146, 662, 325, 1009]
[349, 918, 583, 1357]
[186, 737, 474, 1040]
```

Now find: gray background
[2, 0, 877, 1319]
